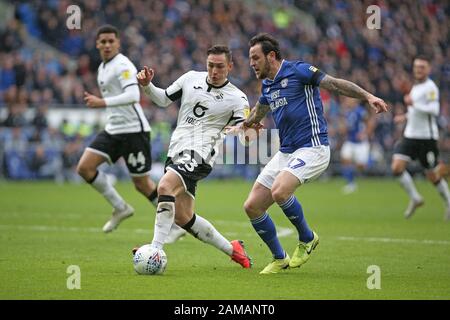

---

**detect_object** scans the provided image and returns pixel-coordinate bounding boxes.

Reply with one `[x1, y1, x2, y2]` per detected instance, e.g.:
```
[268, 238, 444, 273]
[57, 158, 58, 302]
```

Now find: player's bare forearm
[244, 102, 270, 126]
[320, 75, 371, 101]
[320, 75, 388, 113]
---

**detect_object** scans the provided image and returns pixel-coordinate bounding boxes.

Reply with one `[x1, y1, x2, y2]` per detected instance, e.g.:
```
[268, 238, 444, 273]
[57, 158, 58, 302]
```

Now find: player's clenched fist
[137, 66, 154, 86]
[84, 91, 106, 108]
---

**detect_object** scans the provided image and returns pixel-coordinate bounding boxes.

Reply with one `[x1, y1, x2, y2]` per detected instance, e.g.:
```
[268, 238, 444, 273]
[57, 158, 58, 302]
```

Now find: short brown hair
[96, 24, 119, 39]
[207, 45, 232, 62]
[414, 55, 431, 64]
[249, 33, 282, 60]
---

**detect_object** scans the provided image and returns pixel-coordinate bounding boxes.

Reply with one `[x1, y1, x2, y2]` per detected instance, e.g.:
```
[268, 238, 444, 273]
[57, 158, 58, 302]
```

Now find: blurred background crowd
[0, 0, 448, 182]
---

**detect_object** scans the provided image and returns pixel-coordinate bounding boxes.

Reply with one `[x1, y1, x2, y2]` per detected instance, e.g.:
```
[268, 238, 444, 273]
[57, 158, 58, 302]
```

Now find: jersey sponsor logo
[269, 97, 288, 111]
[185, 116, 202, 126]
[270, 90, 280, 100]
[281, 78, 288, 88]
[193, 85, 203, 90]
[193, 102, 209, 118]
[309, 66, 318, 73]
[121, 70, 131, 80]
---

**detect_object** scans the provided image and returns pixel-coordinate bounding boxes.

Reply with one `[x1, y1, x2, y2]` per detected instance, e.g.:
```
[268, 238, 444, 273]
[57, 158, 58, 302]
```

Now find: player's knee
[391, 163, 403, 177]
[243, 199, 261, 218]
[157, 181, 176, 197]
[76, 162, 92, 180]
[426, 171, 440, 185]
[271, 188, 290, 205]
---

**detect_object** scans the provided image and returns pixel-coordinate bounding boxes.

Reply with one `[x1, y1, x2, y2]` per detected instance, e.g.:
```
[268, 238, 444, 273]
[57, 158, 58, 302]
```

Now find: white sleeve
[142, 71, 192, 107]
[413, 88, 439, 116]
[229, 94, 250, 126]
[142, 83, 172, 107]
[104, 84, 140, 107]
[117, 61, 139, 89]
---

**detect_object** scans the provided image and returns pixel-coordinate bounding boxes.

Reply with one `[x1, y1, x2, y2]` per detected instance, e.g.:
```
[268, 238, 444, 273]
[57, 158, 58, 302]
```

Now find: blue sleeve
[258, 85, 269, 105]
[258, 95, 269, 105]
[293, 61, 326, 86]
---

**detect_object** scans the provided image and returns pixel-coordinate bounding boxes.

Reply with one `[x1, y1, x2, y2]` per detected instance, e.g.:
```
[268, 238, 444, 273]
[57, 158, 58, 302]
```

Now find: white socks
[151, 195, 176, 249]
[398, 171, 422, 201]
[187, 214, 233, 255]
[399, 171, 450, 208]
[90, 171, 126, 210]
[436, 179, 450, 206]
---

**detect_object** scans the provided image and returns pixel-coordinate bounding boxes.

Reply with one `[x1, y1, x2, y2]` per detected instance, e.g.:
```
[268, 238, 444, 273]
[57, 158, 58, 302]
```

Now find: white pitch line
[0, 222, 294, 238]
[1, 224, 449, 245]
[0, 224, 150, 234]
[336, 236, 450, 246]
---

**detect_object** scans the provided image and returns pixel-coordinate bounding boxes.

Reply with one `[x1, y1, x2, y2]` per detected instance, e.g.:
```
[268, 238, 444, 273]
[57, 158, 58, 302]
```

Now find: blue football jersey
[258, 60, 328, 153]
[345, 105, 368, 143]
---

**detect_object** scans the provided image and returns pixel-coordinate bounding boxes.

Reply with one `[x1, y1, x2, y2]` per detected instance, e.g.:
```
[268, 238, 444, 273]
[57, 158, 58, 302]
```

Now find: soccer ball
[133, 244, 167, 275]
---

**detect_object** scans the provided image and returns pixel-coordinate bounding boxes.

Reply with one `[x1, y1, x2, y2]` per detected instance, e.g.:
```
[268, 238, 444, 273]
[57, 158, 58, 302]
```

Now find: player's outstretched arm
[137, 66, 172, 107]
[319, 75, 388, 114]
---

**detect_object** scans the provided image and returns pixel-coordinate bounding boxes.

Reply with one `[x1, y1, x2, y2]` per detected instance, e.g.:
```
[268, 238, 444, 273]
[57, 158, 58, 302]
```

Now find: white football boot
[103, 203, 134, 233]
[404, 197, 424, 219]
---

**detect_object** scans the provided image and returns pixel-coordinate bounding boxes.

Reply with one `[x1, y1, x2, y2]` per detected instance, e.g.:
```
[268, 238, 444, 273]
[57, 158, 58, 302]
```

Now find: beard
[257, 58, 271, 79]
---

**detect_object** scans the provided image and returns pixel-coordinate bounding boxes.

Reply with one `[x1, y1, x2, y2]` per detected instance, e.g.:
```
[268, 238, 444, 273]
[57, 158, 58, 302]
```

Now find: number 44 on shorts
[288, 158, 306, 170]
[128, 152, 146, 171]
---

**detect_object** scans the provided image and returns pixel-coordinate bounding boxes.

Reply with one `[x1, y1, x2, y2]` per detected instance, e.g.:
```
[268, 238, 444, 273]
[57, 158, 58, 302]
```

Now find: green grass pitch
[0, 178, 449, 299]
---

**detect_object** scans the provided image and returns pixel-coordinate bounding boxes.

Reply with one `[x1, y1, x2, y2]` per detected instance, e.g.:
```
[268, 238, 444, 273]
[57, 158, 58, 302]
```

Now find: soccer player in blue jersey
[240, 33, 388, 274]
[340, 97, 374, 194]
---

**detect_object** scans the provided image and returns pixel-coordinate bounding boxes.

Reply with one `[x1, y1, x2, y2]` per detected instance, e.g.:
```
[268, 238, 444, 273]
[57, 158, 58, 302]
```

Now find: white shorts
[340, 141, 370, 165]
[256, 145, 330, 189]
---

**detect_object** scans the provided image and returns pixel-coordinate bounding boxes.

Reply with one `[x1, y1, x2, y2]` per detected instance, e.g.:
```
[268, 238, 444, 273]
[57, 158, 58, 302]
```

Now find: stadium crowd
[0, 0, 448, 180]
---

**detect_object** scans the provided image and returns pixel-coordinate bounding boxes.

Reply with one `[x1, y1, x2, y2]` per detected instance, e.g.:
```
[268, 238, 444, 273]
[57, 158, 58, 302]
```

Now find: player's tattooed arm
[319, 75, 371, 100]
[319, 75, 388, 113]
[244, 102, 270, 127]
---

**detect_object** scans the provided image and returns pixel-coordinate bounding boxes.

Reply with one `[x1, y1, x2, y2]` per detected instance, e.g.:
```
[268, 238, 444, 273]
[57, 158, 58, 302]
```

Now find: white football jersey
[97, 53, 150, 134]
[404, 78, 439, 140]
[165, 71, 249, 166]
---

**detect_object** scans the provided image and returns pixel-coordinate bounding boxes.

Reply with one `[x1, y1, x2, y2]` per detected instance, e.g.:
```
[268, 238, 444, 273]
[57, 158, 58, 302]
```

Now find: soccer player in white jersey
[134, 45, 252, 268]
[77, 25, 186, 240]
[392, 55, 450, 220]
[230, 33, 387, 274]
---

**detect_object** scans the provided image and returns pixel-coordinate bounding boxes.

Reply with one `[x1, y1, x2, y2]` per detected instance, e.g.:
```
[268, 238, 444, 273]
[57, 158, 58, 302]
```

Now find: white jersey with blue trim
[164, 71, 249, 166]
[258, 60, 328, 153]
[97, 53, 150, 134]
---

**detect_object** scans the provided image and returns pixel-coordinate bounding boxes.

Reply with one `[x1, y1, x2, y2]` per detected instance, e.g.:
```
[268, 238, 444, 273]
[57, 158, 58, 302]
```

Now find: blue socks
[251, 212, 285, 259]
[251, 196, 313, 258]
[279, 195, 313, 243]
[342, 165, 355, 185]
